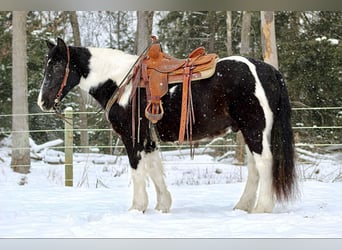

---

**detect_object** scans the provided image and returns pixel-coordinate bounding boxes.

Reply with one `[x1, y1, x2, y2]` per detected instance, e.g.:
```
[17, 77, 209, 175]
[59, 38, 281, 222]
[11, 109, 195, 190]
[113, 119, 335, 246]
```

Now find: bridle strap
[54, 45, 70, 105]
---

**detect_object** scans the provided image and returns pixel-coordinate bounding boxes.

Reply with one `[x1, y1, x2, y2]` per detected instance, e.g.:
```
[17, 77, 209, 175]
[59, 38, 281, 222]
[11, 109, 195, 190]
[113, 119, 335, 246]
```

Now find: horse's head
[37, 38, 74, 112]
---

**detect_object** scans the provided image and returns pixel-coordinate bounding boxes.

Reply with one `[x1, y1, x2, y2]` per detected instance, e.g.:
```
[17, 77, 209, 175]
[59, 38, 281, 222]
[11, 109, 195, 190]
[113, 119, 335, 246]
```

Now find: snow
[315, 36, 339, 45]
[0, 138, 341, 238]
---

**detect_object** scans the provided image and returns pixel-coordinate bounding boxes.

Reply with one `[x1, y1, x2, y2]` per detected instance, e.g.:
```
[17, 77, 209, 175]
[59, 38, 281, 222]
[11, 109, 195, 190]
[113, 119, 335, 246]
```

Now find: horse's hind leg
[144, 150, 172, 213]
[234, 148, 259, 212]
[251, 139, 275, 213]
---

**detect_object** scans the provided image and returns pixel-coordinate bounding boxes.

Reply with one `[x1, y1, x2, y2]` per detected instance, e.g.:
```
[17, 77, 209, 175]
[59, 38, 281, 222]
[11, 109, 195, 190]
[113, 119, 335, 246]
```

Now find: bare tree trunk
[116, 12, 123, 50]
[135, 11, 154, 54]
[234, 11, 252, 166]
[226, 11, 233, 56]
[69, 11, 81, 45]
[240, 11, 252, 56]
[261, 11, 278, 69]
[68, 11, 89, 153]
[11, 11, 30, 174]
[208, 11, 217, 53]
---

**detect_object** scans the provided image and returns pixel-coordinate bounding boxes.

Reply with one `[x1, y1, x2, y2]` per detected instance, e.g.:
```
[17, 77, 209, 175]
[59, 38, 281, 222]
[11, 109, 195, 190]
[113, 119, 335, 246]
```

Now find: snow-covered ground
[0, 137, 341, 238]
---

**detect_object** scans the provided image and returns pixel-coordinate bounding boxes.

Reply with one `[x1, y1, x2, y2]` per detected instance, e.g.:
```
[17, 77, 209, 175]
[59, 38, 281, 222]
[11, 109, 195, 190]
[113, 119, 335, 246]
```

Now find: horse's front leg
[129, 153, 149, 213]
[129, 149, 172, 213]
[143, 150, 172, 213]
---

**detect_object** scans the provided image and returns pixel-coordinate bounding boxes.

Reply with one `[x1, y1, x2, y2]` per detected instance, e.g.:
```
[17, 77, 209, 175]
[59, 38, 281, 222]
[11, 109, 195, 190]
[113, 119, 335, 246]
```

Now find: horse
[37, 38, 297, 213]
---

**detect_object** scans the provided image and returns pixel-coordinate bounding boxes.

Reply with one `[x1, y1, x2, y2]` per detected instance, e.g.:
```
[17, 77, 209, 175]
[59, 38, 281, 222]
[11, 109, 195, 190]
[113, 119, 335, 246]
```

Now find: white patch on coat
[169, 85, 178, 96]
[79, 47, 138, 108]
[117, 83, 133, 107]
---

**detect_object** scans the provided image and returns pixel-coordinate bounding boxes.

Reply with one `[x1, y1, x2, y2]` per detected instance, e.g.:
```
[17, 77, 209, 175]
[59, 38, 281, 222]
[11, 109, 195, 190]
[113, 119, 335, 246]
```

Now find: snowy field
[0, 137, 341, 238]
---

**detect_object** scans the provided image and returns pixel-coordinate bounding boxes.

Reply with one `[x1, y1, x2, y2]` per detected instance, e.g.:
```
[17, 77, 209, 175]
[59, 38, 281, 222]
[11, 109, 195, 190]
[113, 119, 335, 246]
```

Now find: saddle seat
[142, 41, 218, 84]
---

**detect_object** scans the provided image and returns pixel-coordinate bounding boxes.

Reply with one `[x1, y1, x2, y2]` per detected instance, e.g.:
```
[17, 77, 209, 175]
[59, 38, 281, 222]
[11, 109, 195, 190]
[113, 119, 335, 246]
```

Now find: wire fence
[1, 106, 342, 152]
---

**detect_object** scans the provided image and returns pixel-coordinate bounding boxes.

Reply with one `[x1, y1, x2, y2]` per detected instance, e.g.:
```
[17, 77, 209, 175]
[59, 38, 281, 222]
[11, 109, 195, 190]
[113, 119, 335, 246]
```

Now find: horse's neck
[74, 48, 137, 107]
[77, 47, 138, 94]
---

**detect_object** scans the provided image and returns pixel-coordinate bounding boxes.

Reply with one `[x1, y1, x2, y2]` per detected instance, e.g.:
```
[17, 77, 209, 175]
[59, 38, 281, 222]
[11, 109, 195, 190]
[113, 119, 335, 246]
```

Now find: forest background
[0, 11, 341, 169]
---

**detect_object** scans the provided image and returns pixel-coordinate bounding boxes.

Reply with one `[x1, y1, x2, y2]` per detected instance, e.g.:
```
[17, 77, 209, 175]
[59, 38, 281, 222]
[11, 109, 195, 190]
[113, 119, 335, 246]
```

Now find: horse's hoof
[129, 205, 147, 213]
[155, 191, 172, 213]
[234, 201, 253, 213]
[155, 205, 170, 213]
[250, 205, 273, 213]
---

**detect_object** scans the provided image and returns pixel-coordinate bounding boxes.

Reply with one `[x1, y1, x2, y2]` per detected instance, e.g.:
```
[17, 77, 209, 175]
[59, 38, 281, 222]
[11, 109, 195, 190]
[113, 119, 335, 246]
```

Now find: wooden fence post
[234, 131, 245, 165]
[64, 107, 73, 187]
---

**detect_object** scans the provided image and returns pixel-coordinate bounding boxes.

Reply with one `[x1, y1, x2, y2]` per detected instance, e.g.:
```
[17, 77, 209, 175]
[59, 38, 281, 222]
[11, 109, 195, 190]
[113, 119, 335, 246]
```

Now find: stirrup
[145, 101, 164, 124]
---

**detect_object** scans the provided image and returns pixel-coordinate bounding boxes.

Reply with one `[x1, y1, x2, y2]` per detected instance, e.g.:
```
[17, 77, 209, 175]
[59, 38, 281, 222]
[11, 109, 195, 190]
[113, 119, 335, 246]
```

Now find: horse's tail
[271, 71, 298, 202]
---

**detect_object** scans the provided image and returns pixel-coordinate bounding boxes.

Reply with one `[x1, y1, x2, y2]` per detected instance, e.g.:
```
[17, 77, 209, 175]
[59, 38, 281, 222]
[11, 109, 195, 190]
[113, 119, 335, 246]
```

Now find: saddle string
[185, 64, 196, 158]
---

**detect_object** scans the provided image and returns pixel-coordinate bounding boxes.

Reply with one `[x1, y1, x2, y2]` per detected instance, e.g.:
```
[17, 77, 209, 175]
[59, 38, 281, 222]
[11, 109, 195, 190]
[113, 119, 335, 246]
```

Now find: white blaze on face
[37, 58, 53, 111]
[37, 85, 45, 110]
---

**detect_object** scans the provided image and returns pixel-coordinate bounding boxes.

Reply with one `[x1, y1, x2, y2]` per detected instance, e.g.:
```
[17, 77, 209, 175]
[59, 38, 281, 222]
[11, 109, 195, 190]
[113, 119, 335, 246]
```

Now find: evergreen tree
[0, 12, 12, 137]
[276, 11, 341, 144]
[27, 11, 66, 144]
[157, 11, 228, 57]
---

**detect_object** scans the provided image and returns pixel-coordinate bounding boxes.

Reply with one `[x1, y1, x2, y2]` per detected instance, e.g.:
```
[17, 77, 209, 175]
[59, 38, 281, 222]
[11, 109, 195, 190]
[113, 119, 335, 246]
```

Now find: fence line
[1, 106, 342, 151]
[292, 107, 342, 111]
[1, 106, 341, 118]
[1, 125, 342, 135]
[3, 107, 341, 183]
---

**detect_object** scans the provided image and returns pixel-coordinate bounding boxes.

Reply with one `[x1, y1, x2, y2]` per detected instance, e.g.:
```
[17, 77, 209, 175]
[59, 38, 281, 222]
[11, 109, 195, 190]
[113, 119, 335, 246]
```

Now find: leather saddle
[131, 36, 218, 144]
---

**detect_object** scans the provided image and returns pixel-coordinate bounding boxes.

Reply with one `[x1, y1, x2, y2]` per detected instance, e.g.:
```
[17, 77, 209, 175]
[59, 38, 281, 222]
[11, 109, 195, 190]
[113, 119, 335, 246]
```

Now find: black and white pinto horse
[38, 38, 297, 213]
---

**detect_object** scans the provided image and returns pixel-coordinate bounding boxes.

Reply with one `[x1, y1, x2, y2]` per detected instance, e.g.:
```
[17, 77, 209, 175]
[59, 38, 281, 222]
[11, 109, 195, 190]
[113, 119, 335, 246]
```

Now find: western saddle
[109, 36, 218, 145]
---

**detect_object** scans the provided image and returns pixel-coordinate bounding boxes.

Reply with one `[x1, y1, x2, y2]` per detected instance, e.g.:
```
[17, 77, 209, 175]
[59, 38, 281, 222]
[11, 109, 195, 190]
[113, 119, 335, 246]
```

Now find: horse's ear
[56, 38, 68, 59]
[57, 37, 67, 50]
[46, 40, 55, 50]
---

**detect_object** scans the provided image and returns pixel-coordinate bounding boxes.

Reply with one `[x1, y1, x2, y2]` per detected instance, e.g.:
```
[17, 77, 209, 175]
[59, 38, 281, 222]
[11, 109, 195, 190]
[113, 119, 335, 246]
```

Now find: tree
[28, 11, 66, 145]
[234, 11, 253, 165]
[240, 11, 252, 56]
[261, 11, 278, 69]
[157, 11, 228, 58]
[11, 11, 30, 174]
[207, 11, 218, 53]
[68, 11, 89, 153]
[275, 11, 341, 144]
[135, 11, 154, 54]
[226, 11, 233, 56]
[0, 12, 12, 136]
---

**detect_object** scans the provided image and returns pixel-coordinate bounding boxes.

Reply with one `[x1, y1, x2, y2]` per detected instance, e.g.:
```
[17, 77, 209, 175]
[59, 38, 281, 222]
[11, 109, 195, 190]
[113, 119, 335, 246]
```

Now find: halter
[54, 44, 70, 110]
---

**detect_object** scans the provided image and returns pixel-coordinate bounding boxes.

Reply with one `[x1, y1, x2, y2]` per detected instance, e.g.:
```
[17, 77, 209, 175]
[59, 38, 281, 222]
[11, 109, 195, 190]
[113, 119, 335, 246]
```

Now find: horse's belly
[157, 115, 233, 143]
